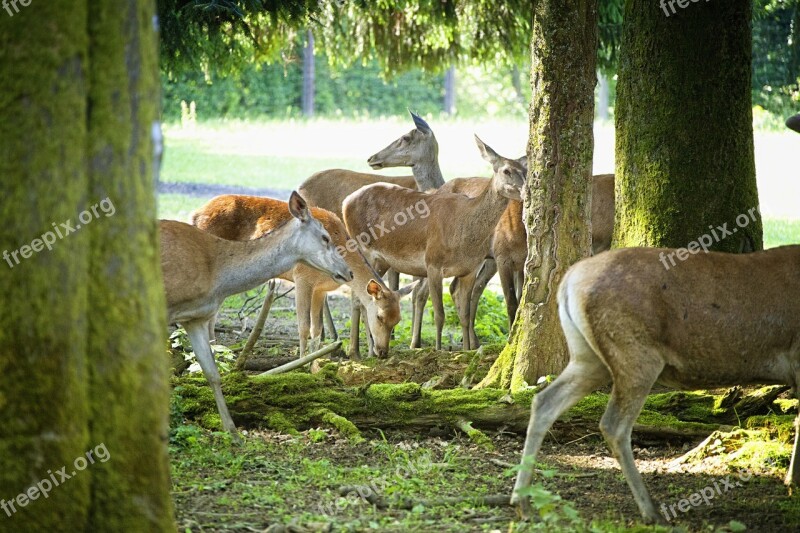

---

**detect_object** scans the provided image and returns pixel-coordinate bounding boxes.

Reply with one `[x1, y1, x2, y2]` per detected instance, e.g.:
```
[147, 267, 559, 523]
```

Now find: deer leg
[512, 313, 611, 515]
[386, 269, 399, 291]
[498, 262, 519, 329]
[348, 292, 362, 360]
[323, 297, 338, 341]
[785, 378, 800, 487]
[208, 310, 218, 342]
[426, 268, 445, 350]
[470, 259, 496, 346]
[295, 281, 313, 357]
[308, 289, 328, 354]
[184, 320, 238, 435]
[410, 277, 429, 349]
[512, 360, 610, 515]
[598, 365, 664, 524]
[454, 271, 478, 350]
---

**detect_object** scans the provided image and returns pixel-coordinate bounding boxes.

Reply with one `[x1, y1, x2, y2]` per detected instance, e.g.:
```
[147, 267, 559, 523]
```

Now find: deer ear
[288, 191, 310, 222]
[397, 280, 418, 298]
[475, 135, 500, 165]
[410, 110, 432, 134]
[366, 279, 383, 299]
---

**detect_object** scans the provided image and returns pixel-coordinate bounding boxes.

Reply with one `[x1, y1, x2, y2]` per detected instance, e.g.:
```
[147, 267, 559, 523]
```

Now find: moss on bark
[0, 1, 173, 529]
[85, 1, 173, 530]
[614, 0, 761, 251]
[481, 0, 598, 389]
[0, 2, 92, 529]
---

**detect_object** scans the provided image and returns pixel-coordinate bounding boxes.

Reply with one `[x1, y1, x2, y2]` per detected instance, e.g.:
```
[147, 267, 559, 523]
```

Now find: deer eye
[322, 235, 331, 245]
[503, 168, 511, 176]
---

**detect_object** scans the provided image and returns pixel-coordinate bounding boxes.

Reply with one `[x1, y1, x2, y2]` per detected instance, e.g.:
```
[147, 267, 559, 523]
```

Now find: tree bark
[614, 0, 761, 252]
[0, 1, 173, 529]
[478, 0, 597, 389]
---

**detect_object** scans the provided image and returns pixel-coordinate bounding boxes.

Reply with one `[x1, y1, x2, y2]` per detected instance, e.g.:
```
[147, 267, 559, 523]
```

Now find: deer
[343, 136, 526, 351]
[511, 245, 800, 523]
[297, 111, 444, 219]
[191, 194, 416, 359]
[298, 111, 447, 355]
[420, 172, 615, 348]
[162, 192, 352, 435]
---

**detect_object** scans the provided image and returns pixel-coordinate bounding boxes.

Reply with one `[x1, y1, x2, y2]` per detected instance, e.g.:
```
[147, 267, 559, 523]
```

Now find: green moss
[313, 409, 364, 442]
[745, 414, 796, 443]
[264, 412, 300, 435]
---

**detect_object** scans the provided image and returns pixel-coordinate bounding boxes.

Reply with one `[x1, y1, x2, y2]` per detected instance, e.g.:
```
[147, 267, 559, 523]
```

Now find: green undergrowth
[171, 372, 796, 447]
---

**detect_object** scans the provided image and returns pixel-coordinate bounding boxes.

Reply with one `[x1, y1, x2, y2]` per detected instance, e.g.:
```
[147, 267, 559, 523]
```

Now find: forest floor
[170, 426, 796, 533]
[169, 297, 800, 532]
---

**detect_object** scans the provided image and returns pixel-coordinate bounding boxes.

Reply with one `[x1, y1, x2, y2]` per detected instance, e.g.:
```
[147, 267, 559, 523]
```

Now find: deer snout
[335, 269, 354, 283]
[367, 154, 384, 169]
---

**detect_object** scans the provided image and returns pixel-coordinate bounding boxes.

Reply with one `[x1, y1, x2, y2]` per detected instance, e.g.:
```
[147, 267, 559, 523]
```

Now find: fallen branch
[260, 341, 342, 376]
[237, 280, 277, 369]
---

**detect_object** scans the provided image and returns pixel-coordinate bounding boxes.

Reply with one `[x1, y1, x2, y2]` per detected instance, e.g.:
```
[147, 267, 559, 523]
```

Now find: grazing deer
[192, 195, 415, 358]
[298, 112, 446, 354]
[343, 136, 525, 351]
[511, 244, 800, 523]
[162, 192, 352, 434]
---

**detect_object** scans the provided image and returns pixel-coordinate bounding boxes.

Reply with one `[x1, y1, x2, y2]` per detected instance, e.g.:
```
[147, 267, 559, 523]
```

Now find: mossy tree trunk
[478, 0, 597, 390]
[614, 0, 761, 251]
[0, 1, 173, 530]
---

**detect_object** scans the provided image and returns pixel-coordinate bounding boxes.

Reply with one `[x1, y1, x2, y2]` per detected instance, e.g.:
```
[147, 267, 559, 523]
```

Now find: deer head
[287, 192, 353, 283]
[367, 111, 439, 170]
[475, 135, 526, 201]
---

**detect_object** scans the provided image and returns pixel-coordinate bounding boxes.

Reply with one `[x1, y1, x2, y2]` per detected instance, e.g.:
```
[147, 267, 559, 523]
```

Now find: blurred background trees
[158, 0, 798, 125]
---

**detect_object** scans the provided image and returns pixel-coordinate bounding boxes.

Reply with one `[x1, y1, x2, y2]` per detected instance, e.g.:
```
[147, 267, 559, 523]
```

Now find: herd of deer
[159, 112, 800, 524]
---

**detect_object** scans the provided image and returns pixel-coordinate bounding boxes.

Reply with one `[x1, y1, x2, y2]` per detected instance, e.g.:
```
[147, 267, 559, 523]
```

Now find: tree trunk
[0, 1, 173, 530]
[444, 66, 456, 115]
[478, 0, 597, 390]
[302, 29, 315, 117]
[614, 0, 761, 252]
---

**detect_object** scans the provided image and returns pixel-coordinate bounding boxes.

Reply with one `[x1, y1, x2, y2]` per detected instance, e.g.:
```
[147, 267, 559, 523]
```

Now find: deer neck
[213, 222, 298, 298]
[412, 159, 445, 191]
[462, 181, 511, 243]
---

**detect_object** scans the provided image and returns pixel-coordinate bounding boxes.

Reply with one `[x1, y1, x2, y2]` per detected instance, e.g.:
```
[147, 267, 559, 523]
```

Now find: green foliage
[752, 0, 800, 119]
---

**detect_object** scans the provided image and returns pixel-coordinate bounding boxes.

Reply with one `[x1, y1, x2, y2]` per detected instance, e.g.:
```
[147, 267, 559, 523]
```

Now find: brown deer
[191, 195, 415, 359]
[162, 192, 352, 435]
[343, 136, 525, 351]
[298, 112, 446, 354]
[424, 172, 616, 347]
[511, 245, 800, 523]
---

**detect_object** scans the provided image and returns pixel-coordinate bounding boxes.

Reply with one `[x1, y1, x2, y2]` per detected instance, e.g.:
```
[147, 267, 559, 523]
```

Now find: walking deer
[343, 136, 525, 351]
[511, 245, 800, 523]
[162, 192, 352, 435]
[192, 194, 415, 358]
